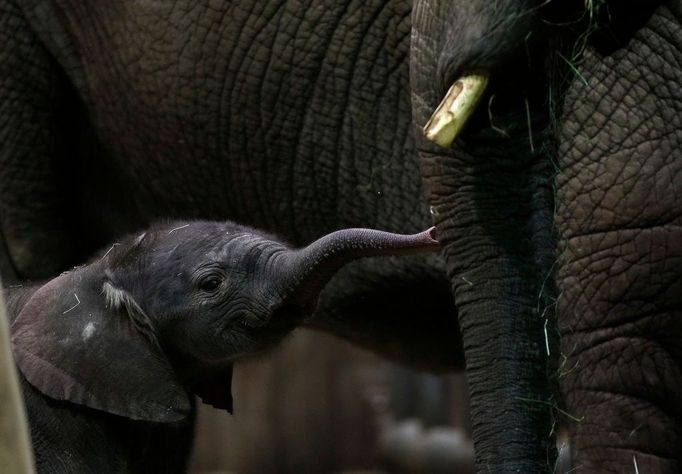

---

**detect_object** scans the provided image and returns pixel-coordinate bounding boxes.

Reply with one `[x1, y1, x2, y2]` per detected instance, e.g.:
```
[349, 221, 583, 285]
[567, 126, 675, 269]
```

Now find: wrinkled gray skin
[555, 5, 682, 473]
[5, 220, 439, 473]
[0, 0, 679, 471]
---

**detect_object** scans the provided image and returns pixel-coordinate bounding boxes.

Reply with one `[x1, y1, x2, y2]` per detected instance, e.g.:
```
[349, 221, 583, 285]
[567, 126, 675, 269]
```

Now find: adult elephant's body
[24, 1, 420, 246]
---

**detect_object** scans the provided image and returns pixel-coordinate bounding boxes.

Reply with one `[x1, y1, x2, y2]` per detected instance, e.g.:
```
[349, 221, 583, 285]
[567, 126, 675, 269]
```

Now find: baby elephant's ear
[11, 266, 191, 422]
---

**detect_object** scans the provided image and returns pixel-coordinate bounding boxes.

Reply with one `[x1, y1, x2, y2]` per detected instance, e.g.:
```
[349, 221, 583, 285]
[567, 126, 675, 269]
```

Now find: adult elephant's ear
[11, 265, 191, 422]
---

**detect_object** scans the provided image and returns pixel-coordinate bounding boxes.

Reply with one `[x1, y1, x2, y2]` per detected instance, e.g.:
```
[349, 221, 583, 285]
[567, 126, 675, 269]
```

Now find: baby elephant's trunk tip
[418, 226, 440, 248]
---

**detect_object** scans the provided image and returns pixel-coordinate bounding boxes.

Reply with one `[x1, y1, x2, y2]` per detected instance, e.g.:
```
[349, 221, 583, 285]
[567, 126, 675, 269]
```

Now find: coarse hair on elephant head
[10, 220, 440, 422]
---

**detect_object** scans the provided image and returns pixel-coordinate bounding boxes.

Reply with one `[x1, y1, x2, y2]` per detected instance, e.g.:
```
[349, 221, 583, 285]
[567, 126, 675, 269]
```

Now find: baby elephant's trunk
[277, 227, 440, 310]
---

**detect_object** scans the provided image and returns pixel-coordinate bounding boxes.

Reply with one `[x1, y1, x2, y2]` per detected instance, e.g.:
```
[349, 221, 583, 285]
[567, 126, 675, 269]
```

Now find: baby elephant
[6, 220, 439, 473]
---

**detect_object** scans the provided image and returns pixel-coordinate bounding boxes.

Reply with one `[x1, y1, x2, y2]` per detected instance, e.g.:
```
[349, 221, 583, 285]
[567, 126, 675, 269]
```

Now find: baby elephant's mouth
[237, 305, 305, 337]
[243, 305, 305, 341]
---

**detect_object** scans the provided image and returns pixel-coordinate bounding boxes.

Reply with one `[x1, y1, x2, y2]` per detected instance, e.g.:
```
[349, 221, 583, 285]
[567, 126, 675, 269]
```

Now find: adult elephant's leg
[410, 2, 556, 472]
[556, 3, 682, 472]
[0, 0, 80, 279]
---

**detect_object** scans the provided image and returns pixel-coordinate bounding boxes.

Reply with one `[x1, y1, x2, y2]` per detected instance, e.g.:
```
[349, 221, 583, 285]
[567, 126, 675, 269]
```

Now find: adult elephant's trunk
[277, 227, 440, 309]
[410, 1, 556, 472]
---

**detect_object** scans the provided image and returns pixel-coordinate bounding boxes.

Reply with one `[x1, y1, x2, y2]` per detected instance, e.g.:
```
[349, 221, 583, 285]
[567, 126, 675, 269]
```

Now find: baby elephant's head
[11, 221, 439, 422]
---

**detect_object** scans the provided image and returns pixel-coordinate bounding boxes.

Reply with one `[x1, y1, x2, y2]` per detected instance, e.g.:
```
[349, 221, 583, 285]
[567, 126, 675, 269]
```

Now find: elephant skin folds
[556, 3, 682, 472]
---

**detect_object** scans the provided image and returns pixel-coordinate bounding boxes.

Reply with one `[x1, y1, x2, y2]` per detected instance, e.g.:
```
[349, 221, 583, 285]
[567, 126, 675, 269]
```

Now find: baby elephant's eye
[198, 275, 223, 293]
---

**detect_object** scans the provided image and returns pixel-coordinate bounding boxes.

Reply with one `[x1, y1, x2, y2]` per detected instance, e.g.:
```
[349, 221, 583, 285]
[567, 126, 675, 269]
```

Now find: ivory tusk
[423, 73, 489, 148]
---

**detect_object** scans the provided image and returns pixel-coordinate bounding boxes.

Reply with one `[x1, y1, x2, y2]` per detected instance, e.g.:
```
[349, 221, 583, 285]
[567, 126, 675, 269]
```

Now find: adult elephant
[0, 0, 677, 473]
